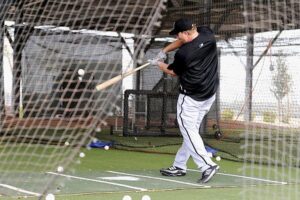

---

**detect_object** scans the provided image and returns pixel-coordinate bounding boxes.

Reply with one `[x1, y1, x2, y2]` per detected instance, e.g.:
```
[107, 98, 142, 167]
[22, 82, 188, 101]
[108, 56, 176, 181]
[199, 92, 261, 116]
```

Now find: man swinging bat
[148, 18, 219, 183]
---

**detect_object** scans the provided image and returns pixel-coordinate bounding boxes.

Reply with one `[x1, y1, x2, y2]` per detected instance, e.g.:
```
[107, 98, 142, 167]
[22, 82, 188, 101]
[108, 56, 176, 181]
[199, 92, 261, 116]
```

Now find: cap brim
[169, 29, 178, 35]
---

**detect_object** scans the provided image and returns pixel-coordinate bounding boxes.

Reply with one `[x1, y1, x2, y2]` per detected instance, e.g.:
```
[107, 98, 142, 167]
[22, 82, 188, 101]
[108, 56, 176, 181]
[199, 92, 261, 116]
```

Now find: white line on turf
[0, 183, 41, 196]
[187, 169, 288, 185]
[107, 171, 210, 188]
[47, 172, 147, 191]
[100, 176, 140, 181]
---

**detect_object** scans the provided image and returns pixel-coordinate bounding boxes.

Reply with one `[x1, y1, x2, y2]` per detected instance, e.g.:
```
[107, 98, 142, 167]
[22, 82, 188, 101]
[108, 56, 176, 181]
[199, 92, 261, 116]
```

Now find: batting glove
[156, 50, 167, 61]
[148, 58, 160, 66]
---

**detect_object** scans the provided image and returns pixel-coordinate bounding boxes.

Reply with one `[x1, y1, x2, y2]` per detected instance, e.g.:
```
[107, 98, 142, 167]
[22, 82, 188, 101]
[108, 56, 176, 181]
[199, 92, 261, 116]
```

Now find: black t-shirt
[168, 26, 219, 101]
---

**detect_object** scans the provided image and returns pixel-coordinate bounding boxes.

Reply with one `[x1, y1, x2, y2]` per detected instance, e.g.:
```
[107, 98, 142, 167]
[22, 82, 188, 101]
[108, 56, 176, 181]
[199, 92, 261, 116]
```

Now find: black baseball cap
[169, 18, 193, 35]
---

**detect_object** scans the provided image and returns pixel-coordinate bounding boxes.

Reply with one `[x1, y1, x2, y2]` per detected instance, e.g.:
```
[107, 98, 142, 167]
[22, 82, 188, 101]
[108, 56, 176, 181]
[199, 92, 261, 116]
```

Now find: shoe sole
[199, 166, 219, 183]
[160, 171, 186, 177]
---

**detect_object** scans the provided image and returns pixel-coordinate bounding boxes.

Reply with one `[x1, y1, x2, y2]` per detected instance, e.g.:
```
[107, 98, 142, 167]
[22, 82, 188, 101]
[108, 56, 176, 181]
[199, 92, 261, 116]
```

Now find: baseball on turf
[142, 195, 151, 200]
[57, 166, 64, 173]
[216, 156, 221, 161]
[79, 152, 85, 158]
[104, 145, 109, 150]
[122, 195, 132, 200]
[45, 194, 55, 200]
[78, 69, 85, 76]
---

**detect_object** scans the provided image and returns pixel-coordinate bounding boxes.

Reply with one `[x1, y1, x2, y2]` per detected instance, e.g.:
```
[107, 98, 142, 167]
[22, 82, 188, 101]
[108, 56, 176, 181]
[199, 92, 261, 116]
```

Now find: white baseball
[122, 195, 132, 200]
[57, 166, 64, 173]
[142, 195, 151, 200]
[216, 156, 221, 161]
[45, 194, 55, 200]
[78, 69, 85, 76]
[104, 145, 109, 150]
[92, 137, 98, 143]
[79, 152, 85, 158]
[95, 127, 101, 132]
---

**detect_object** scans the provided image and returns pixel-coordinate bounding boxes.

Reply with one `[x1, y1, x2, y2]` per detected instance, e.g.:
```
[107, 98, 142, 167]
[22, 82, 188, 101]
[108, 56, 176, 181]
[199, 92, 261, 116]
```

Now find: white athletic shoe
[160, 166, 186, 176]
[198, 165, 219, 183]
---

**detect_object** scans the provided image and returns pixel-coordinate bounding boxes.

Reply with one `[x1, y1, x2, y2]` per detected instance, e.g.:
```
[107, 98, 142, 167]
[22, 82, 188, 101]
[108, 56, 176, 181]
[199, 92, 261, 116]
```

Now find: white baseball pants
[173, 93, 217, 172]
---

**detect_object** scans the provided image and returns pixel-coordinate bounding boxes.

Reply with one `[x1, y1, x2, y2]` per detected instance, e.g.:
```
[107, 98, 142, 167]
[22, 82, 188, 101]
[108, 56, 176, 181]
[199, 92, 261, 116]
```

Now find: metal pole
[245, 33, 254, 122]
[0, 11, 4, 119]
[123, 90, 130, 136]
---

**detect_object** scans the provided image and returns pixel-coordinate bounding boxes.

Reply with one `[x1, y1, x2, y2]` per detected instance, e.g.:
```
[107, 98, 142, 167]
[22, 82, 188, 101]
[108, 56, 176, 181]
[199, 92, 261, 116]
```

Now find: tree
[270, 51, 292, 123]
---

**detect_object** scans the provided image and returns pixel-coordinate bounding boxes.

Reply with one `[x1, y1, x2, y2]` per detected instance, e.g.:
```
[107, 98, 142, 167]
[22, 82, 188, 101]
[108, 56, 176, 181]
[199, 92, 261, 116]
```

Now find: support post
[0, 1, 10, 119]
[244, 33, 254, 122]
[123, 90, 130, 136]
[13, 25, 25, 117]
[0, 11, 4, 118]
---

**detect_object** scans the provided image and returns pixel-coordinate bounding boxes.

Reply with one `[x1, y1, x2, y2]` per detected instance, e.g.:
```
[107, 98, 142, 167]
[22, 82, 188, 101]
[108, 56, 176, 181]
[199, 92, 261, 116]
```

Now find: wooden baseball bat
[96, 62, 150, 91]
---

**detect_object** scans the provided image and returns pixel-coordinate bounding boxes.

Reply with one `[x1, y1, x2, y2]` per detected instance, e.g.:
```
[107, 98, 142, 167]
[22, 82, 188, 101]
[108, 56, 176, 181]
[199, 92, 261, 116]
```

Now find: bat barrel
[96, 62, 150, 91]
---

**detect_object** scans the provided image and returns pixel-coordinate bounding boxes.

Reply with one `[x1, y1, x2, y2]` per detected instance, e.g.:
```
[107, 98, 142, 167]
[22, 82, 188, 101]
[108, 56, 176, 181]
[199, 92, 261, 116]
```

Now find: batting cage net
[1, 0, 300, 200]
[98, 2, 300, 200]
[0, 0, 166, 198]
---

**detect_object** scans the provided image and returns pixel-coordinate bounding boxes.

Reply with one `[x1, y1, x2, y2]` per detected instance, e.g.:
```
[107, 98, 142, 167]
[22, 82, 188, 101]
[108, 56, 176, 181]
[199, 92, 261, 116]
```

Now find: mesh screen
[0, 0, 166, 198]
[1, 0, 300, 199]
[105, 2, 300, 199]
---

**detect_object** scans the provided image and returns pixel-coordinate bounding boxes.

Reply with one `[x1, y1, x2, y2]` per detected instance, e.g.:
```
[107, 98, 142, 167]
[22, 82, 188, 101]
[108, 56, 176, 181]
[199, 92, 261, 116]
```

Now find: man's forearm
[162, 40, 183, 53]
[157, 61, 176, 76]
